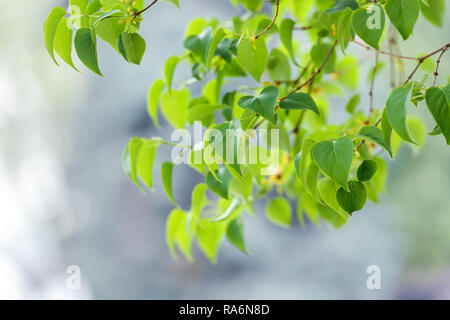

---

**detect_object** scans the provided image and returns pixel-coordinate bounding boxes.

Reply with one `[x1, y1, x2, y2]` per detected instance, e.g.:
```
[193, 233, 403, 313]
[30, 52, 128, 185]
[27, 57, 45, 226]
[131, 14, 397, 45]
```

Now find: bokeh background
[0, 0, 449, 299]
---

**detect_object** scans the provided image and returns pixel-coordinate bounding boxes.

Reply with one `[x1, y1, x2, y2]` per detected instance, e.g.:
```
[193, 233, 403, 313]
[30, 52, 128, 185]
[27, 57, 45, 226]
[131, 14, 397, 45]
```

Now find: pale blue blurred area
[0, 0, 449, 299]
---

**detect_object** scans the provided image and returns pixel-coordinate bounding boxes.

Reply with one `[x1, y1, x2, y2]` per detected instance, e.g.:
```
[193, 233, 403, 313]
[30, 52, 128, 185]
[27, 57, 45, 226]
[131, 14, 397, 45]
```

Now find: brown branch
[433, 47, 448, 86]
[349, 38, 419, 61]
[254, 0, 279, 40]
[136, 0, 160, 15]
[403, 43, 450, 86]
[282, 40, 338, 99]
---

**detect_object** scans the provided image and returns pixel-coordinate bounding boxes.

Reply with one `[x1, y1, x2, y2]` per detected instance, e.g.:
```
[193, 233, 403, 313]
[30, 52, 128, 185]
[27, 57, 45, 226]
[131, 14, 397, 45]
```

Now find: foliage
[44, 0, 450, 263]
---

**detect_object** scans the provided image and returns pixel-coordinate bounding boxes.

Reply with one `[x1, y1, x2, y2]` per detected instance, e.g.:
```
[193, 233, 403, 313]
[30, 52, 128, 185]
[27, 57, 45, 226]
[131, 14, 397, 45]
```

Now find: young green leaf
[197, 221, 225, 264]
[345, 93, 360, 114]
[54, 18, 78, 71]
[162, 162, 176, 205]
[337, 7, 354, 54]
[311, 43, 337, 73]
[207, 28, 225, 68]
[205, 167, 232, 200]
[351, 4, 385, 49]
[137, 139, 161, 191]
[227, 218, 248, 254]
[238, 86, 280, 124]
[425, 86, 450, 145]
[147, 79, 165, 128]
[419, 0, 445, 27]
[266, 197, 292, 228]
[237, 38, 268, 82]
[311, 137, 354, 191]
[317, 177, 350, 220]
[267, 49, 291, 81]
[122, 137, 144, 191]
[279, 18, 298, 65]
[166, 209, 194, 261]
[161, 88, 190, 128]
[74, 28, 102, 76]
[44, 7, 67, 65]
[164, 56, 179, 92]
[386, 86, 415, 144]
[118, 32, 146, 65]
[184, 28, 213, 63]
[279, 92, 320, 115]
[357, 160, 378, 182]
[336, 181, 367, 214]
[385, 0, 419, 40]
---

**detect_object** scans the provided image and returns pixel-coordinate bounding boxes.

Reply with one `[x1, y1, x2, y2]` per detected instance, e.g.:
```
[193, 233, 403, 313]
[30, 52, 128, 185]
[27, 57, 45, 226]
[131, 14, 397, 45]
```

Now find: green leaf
[137, 139, 161, 191]
[227, 218, 248, 254]
[205, 167, 232, 199]
[122, 137, 143, 191]
[427, 125, 442, 136]
[351, 4, 385, 49]
[345, 93, 360, 114]
[166, 209, 193, 261]
[311, 43, 337, 73]
[86, 0, 102, 15]
[74, 28, 102, 76]
[118, 32, 146, 65]
[238, 86, 280, 124]
[425, 86, 450, 145]
[266, 197, 292, 228]
[187, 104, 225, 126]
[164, 56, 179, 92]
[184, 28, 213, 63]
[161, 88, 190, 128]
[239, 0, 264, 12]
[381, 108, 393, 154]
[95, 13, 125, 52]
[147, 79, 165, 128]
[311, 137, 354, 191]
[162, 162, 176, 205]
[317, 177, 350, 220]
[267, 49, 291, 81]
[191, 183, 208, 218]
[419, 0, 445, 27]
[337, 7, 353, 54]
[385, 0, 419, 40]
[327, 0, 358, 13]
[197, 221, 225, 264]
[357, 160, 378, 182]
[279, 18, 298, 65]
[207, 28, 225, 68]
[54, 18, 78, 71]
[237, 38, 268, 82]
[44, 7, 67, 65]
[336, 180, 367, 214]
[279, 92, 320, 115]
[163, 0, 180, 8]
[358, 126, 393, 158]
[386, 86, 415, 144]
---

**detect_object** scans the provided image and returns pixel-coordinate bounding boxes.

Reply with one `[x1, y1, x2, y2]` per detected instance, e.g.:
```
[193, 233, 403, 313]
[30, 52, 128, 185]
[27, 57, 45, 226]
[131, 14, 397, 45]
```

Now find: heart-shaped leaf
[351, 4, 385, 49]
[425, 86, 450, 145]
[118, 32, 146, 65]
[279, 92, 320, 115]
[357, 160, 378, 182]
[385, 0, 419, 40]
[336, 181, 367, 214]
[238, 86, 280, 124]
[358, 126, 393, 158]
[205, 166, 232, 199]
[386, 86, 415, 144]
[311, 137, 354, 191]
[237, 37, 268, 82]
[75, 28, 102, 76]
[266, 197, 292, 228]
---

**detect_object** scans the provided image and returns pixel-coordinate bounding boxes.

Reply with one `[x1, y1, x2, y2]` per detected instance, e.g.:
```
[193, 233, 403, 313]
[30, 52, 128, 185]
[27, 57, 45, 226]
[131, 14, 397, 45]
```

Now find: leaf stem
[254, 0, 279, 40]
[136, 0, 160, 15]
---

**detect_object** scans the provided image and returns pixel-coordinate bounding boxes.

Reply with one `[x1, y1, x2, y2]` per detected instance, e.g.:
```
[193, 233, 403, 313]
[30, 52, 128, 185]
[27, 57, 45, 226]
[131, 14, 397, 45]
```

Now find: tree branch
[254, 0, 279, 40]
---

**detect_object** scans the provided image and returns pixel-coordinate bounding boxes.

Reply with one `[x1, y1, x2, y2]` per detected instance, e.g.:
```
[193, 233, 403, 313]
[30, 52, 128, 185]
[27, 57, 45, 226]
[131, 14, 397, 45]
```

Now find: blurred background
[0, 0, 449, 299]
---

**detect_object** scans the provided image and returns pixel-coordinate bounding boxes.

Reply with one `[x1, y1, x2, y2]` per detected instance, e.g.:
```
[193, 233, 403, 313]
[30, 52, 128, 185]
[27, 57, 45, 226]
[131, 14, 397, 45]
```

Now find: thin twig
[349, 38, 419, 61]
[282, 40, 338, 99]
[136, 0, 160, 15]
[254, 0, 279, 40]
[433, 47, 448, 86]
[369, 52, 379, 115]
